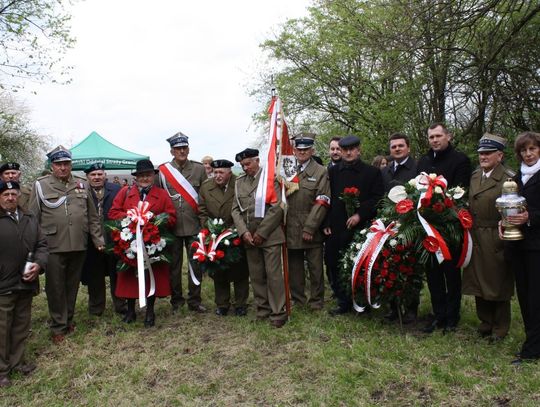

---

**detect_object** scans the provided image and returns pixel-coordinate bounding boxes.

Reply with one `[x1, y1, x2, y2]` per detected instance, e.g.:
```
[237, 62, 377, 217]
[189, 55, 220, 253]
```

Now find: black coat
[325, 159, 385, 247]
[381, 157, 418, 192]
[515, 169, 540, 251]
[81, 182, 121, 284]
[417, 144, 472, 188]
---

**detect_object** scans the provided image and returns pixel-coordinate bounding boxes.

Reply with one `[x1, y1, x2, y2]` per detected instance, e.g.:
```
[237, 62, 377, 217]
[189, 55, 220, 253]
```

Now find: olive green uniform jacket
[462, 164, 514, 301]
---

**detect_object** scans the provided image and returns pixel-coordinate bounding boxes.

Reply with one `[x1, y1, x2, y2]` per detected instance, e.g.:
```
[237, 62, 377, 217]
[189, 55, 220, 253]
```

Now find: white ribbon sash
[159, 163, 199, 212]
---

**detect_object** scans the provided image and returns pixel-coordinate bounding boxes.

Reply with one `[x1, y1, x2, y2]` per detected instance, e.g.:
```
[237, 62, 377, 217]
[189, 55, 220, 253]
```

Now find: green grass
[2, 275, 539, 406]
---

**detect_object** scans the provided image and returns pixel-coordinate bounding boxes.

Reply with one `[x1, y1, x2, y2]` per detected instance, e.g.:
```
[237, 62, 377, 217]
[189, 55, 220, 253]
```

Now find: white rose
[121, 218, 131, 227]
[224, 239, 230, 246]
[126, 251, 135, 259]
[146, 244, 157, 255]
[408, 178, 417, 187]
[213, 218, 218, 225]
[429, 173, 437, 180]
[389, 239, 397, 247]
[130, 240, 138, 252]
[211, 233, 217, 239]
[355, 243, 362, 250]
[452, 186, 465, 199]
[218, 218, 224, 225]
[388, 185, 407, 203]
[434, 186, 443, 195]
[360, 229, 368, 235]
[157, 238, 166, 250]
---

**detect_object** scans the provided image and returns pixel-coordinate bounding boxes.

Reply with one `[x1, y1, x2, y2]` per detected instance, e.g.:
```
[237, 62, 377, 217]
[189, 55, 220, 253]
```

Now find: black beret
[338, 135, 361, 148]
[211, 159, 234, 169]
[84, 162, 106, 174]
[235, 148, 259, 162]
[0, 162, 20, 174]
[0, 180, 20, 193]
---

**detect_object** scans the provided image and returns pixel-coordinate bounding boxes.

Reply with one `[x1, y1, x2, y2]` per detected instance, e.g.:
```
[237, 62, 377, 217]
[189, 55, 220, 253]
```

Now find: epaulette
[236, 173, 247, 179]
[191, 160, 204, 167]
[472, 167, 482, 175]
[503, 167, 516, 178]
[36, 174, 51, 181]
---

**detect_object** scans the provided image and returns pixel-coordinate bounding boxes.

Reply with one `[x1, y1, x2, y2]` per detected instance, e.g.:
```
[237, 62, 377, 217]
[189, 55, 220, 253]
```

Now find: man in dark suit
[381, 133, 420, 323]
[381, 133, 418, 191]
[81, 163, 126, 316]
[417, 123, 472, 333]
[323, 135, 385, 315]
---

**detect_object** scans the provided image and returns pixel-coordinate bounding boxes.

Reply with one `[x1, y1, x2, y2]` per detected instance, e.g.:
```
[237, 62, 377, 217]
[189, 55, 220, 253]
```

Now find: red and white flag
[255, 95, 292, 217]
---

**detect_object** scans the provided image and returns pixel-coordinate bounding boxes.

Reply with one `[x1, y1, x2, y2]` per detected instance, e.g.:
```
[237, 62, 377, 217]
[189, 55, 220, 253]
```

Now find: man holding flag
[159, 133, 208, 313]
[232, 148, 287, 328]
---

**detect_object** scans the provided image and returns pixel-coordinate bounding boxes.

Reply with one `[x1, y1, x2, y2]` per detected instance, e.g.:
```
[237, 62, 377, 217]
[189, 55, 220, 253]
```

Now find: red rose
[118, 239, 129, 250]
[380, 269, 388, 278]
[432, 202, 445, 213]
[422, 236, 440, 253]
[232, 238, 241, 246]
[420, 197, 431, 208]
[408, 257, 416, 264]
[374, 276, 382, 285]
[396, 244, 405, 252]
[392, 254, 401, 263]
[111, 229, 121, 242]
[381, 249, 390, 257]
[395, 290, 402, 297]
[200, 228, 210, 236]
[384, 280, 393, 288]
[389, 272, 397, 281]
[373, 261, 380, 270]
[382, 261, 389, 269]
[398, 264, 408, 273]
[444, 197, 454, 208]
[191, 241, 199, 249]
[215, 250, 225, 259]
[197, 254, 206, 263]
[113, 245, 123, 255]
[396, 199, 414, 214]
[458, 209, 473, 229]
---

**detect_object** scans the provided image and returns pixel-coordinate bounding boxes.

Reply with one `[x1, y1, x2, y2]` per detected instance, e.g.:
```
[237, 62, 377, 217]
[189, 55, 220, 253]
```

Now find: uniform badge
[308, 177, 316, 182]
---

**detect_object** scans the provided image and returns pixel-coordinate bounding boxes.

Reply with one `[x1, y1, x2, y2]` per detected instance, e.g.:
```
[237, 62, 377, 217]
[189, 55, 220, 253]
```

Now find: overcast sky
[19, 0, 310, 166]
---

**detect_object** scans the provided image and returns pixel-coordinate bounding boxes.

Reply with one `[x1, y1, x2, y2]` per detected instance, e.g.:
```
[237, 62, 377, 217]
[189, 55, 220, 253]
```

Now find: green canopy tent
[70, 131, 149, 170]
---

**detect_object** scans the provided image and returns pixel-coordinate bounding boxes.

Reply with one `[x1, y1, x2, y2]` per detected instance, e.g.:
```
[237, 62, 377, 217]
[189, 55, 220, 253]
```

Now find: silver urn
[495, 178, 527, 240]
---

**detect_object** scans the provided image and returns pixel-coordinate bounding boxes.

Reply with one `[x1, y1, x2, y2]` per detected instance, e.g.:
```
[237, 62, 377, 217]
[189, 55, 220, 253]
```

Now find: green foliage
[253, 0, 540, 163]
[0, 0, 75, 89]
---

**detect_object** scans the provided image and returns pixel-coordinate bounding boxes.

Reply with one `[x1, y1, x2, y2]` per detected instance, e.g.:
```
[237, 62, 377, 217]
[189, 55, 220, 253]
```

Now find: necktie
[8, 211, 18, 223]
[481, 174, 487, 184]
[393, 163, 401, 175]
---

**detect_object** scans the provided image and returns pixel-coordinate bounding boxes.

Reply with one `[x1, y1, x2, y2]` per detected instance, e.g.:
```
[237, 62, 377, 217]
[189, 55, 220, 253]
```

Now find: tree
[0, 92, 51, 180]
[254, 0, 540, 161]
[0, 0, 75, 89]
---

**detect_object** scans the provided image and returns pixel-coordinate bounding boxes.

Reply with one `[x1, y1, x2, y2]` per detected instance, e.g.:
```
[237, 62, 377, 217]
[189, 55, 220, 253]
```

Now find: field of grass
[2, 273, 539, 406]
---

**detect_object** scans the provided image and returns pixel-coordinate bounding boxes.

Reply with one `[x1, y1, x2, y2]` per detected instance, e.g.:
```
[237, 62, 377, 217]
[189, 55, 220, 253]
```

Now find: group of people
[0, 124, 539, 387]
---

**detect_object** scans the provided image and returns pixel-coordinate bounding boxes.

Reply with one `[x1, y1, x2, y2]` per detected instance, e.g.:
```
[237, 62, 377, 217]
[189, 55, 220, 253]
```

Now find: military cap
[338, 135, 361, 149]
[0, 162, 20, 174]
[0, 180, 20, 193]
[132, 159, 158, 176]
[167, 132, 189, 148]
[235, 148, 259, 162]
[84, 162, 106, 174]
[211, 159, 234, 169]
[477, 133, 506, 152]
[294, 134, 315, 150]
[47, 145, 72, 162]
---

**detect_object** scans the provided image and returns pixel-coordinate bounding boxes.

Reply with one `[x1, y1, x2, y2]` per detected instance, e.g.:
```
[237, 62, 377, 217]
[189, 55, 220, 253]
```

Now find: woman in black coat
[506, 132, 540, 365]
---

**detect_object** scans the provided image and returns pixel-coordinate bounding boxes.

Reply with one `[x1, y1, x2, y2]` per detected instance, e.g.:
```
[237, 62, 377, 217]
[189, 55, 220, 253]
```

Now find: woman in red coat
[109, 159, 176, 327]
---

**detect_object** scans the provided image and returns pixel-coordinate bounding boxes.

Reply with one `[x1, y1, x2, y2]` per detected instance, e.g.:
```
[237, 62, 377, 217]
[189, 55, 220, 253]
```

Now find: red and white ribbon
[416, 173, 452, 264]
[191, 229, 235, 284]
[456, 229, 472, 268]
[351, 219, 398, 312]
[159, 162, 199, 213]
[127, 201, 155, 308]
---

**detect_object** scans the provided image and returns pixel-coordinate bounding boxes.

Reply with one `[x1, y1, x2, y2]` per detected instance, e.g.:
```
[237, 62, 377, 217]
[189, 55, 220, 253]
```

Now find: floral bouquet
[340, 223, 423, 313]
[105, 210, 174, 272]
[340, 173, 473, 313]
[339, 186, 360, 217]
[190, 218, 243, 278]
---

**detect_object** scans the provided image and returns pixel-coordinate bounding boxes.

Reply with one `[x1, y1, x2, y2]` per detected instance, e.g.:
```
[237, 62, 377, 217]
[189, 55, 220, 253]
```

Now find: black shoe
[235, 307, 247, 317]
[122, 311, 136, 323]
[422, 319, 446, 334]
[402, 310, 417, 325]
[215, 307, 228, 316]
[144, 316, 155, 328]
[188, 304, 207, 313]
[329, 307, 350, 316]
[384, 310, 398, 322]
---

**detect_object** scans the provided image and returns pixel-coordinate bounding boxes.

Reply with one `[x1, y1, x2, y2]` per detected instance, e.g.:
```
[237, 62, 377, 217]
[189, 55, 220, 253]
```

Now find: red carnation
[380, 269, 388, 278]
[232, 238, 241, 246]
[392, 254, 401, 263]
[444, 197, 454, 208]
[420, 197, 431, 208]
[374, 276, 382, 285]
[396, 244, 405, 252]
[343, 186, 360, 196]
[197, 254, 206, 263]
[432, 202, 445, 213]
[399, 264, 408, 273]
[215, 250, 225, 259]
[422, 236, 440, 253]
[111, 229, 121, 242]
[200, 228, 210, 236]
[458, 209, 473, 229]
[384, 280, 393, 289]
[396, 199, 414, 214]
[381, 249, 390, 257]
[389, 272, 397, 281]
[191, 241, 199, 249]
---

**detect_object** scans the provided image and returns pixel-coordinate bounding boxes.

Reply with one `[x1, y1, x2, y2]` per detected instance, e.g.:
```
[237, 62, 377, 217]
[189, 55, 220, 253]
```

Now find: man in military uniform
[286, 135, 330, 310]
[29, 146, 104, 343]
[232, 148, 287, 328]
[80, 162, 126, 316]
[198, 159, 249, 316]
[0, 162, 32, 211]
[158, 132, 207, 313]
[0, 181, 47, 387]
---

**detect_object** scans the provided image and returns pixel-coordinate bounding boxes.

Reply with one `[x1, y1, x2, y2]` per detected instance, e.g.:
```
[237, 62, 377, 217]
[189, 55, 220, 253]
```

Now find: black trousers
[425, 259, 461, 326]
[324, 234, 351, 311]
[513, 249, 540, 359]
